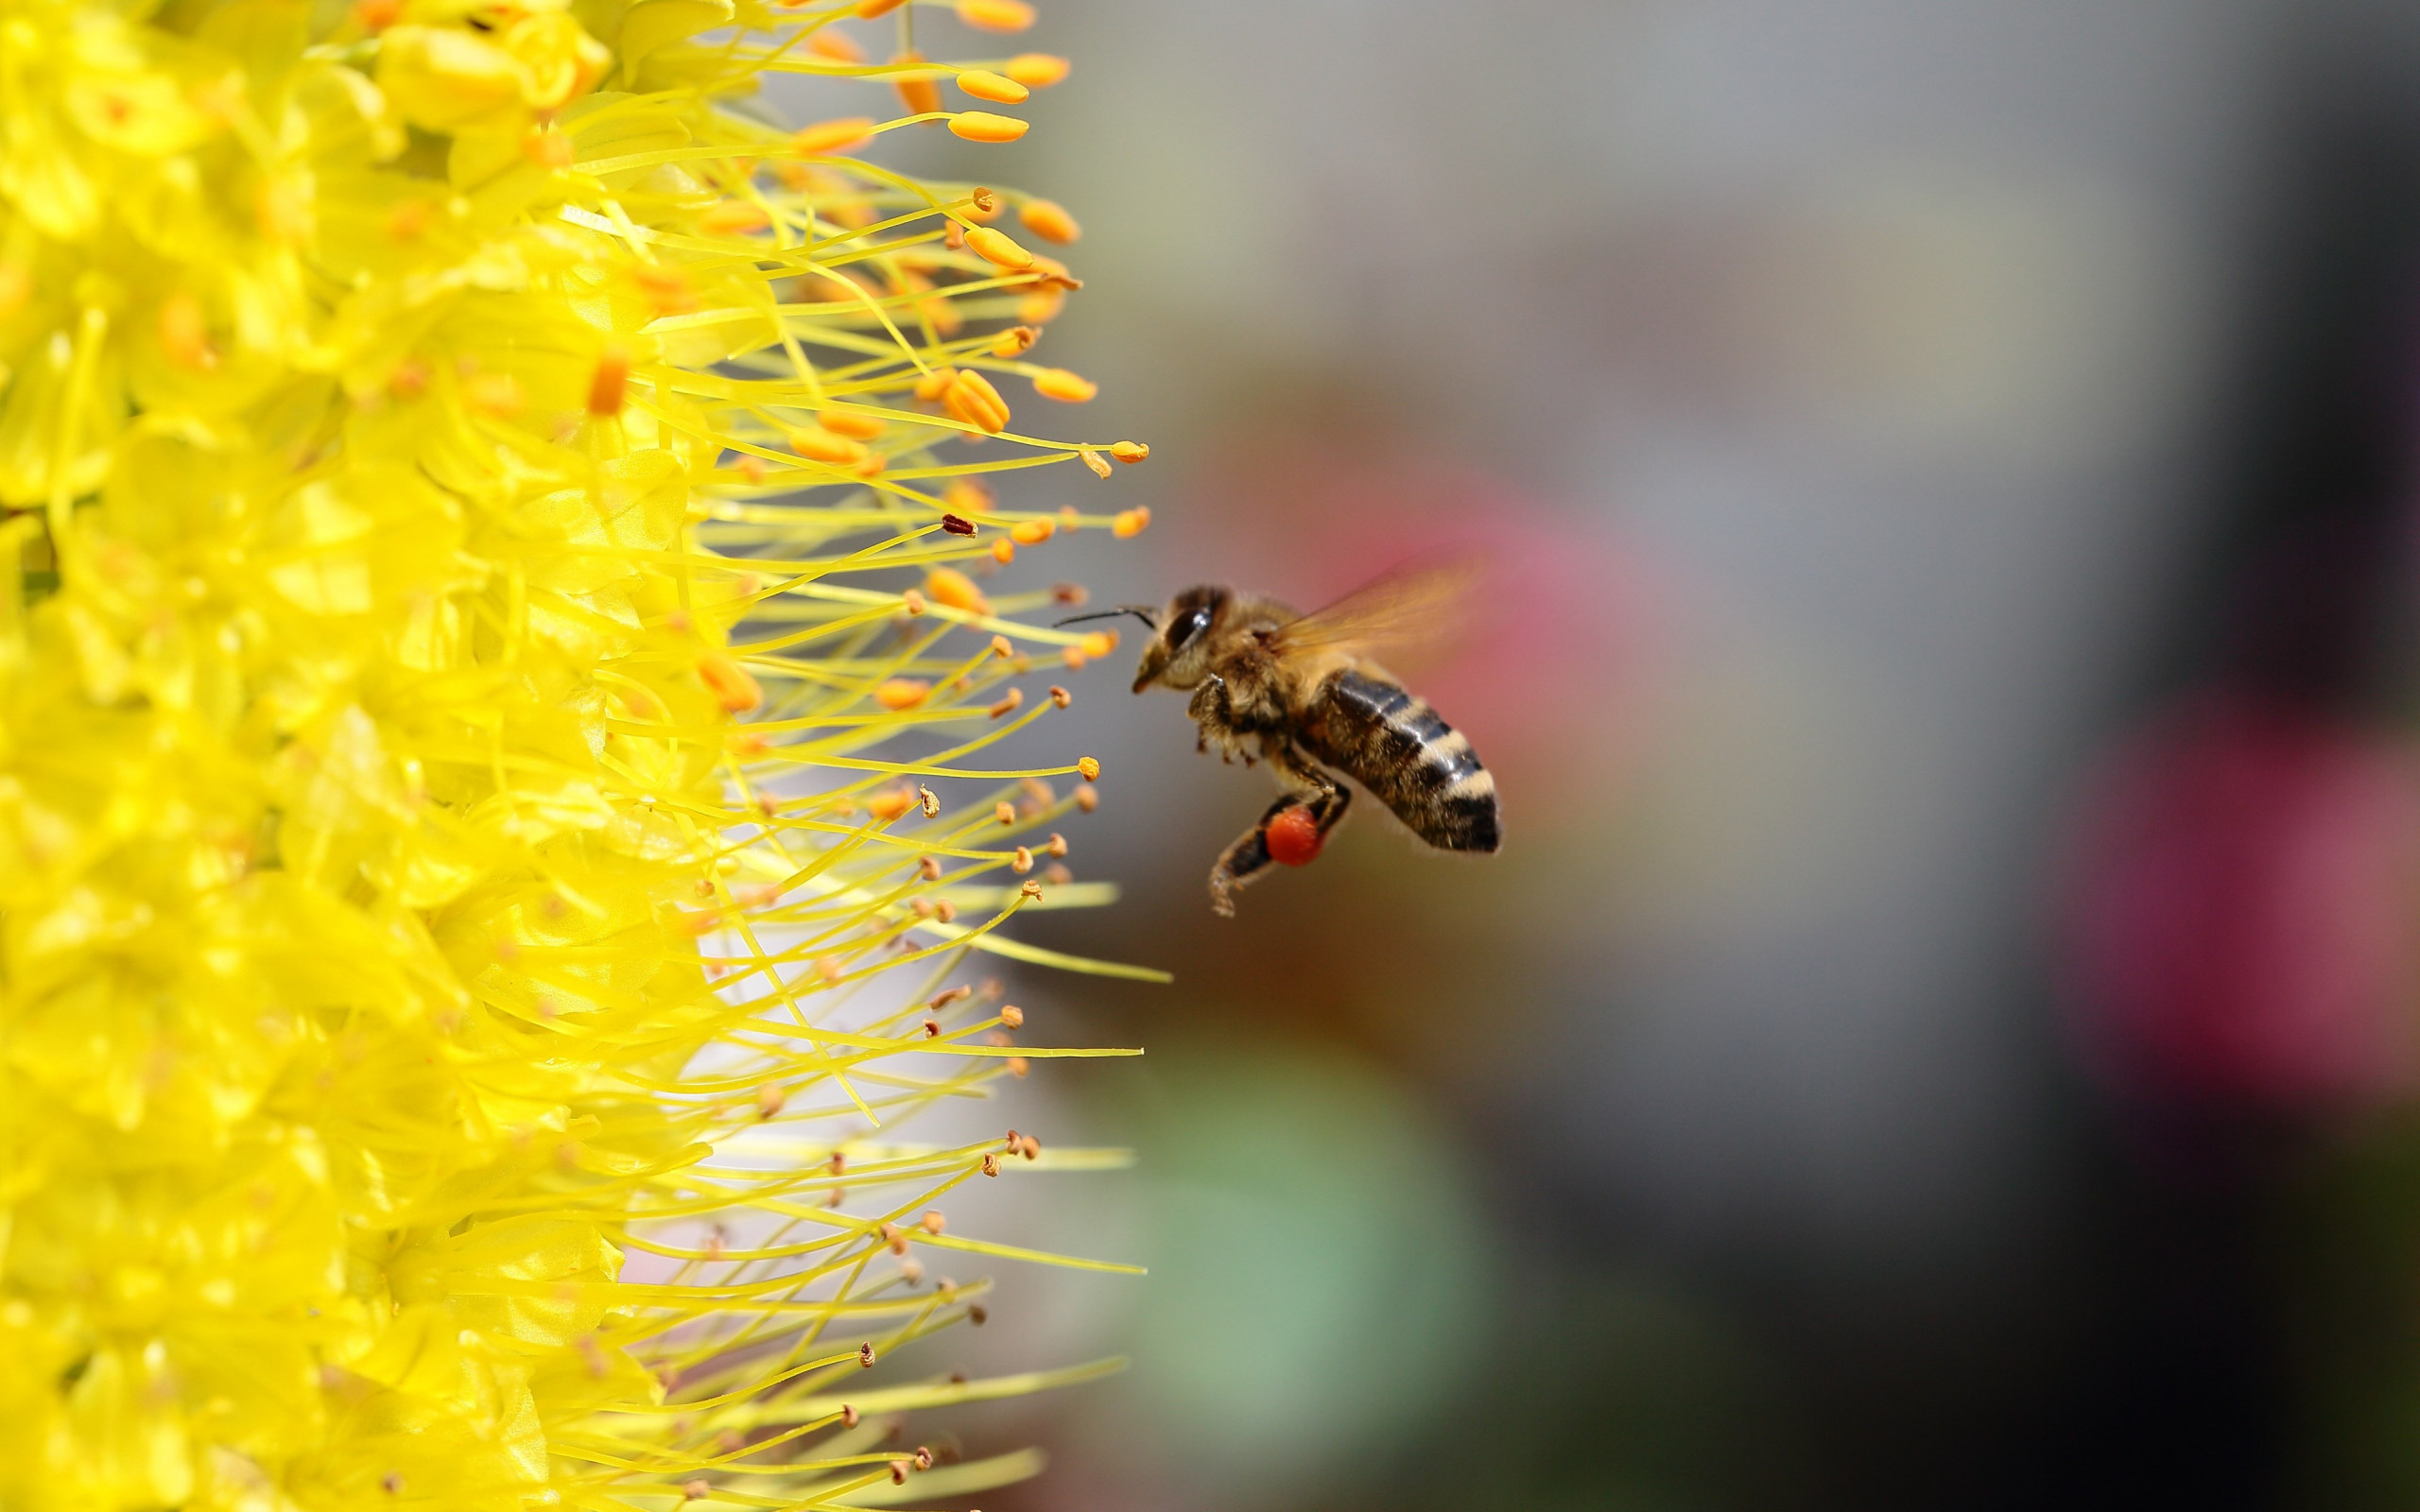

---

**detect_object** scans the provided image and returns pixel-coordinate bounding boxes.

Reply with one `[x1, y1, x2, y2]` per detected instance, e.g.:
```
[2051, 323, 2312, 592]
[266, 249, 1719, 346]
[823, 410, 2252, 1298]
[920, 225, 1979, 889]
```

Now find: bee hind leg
[1206, 776, 1350, 917]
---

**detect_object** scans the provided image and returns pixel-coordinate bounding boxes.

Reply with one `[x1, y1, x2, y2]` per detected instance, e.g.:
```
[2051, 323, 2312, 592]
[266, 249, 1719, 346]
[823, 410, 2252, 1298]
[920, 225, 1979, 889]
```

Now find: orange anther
[924, 566, 991, 614]
[587, 344, 630, 416]
[943, 370, 1011, 434]
[1079, 448, 1111, 479]
[1009, 518, 1054, 545]
[948, 112, 1029, 145]
[700, 199, 769, 234]
[990, 325, 1039, 357]
[158, 291, 214, 371]
[994, 801, 1016, 825]
[789, 430, 870, 471]
[1003, 52, 1069, 88]
[902, 588, 927, 615]
[1112, 507, 1151, 537]
[891, 51, 942, 116]
[989, 689, 1024, 719]
[818, 406, 886, 438]
[524, 128, 575, 169]
[854, 0, 904, 16]
[955, 0, 1034, 31]
[990, 538, 1015, 564]
[808, 29, 865, 61]
[1007, 1056, 1030, 1077]
[1046, 833, 1067, 856]
[1032, 368, 1095, 403]
[1000, 1004, 1025, 1027]
[795, 116, 875, 154]
[920, 1210, 946, 1234]
[1011, 845, 1033, 873]
[1018, 198, 1080, 244]
[915, 368, 958, 402]
[698, 653, 763, 713]
[874, 679, 931, 710]
[631, 265, 698, 317]
[1110, 440, 1150, 463]
[1061, 647, 1086, 670]
[1077, 756, 1100, 781]
[385, 199, 433, 242]
[965, 227, 1033, 270]
[1079, 630, 1116, 658]
[868, 789, 914, 821]
[1076, 786, 1098, 813]
[956, 69, 1028, 104]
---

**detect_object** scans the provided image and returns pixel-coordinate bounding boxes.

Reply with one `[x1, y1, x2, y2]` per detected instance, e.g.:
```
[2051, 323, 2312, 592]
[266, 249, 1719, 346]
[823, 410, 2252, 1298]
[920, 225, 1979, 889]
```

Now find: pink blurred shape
[2063, 693, 2420, 1112]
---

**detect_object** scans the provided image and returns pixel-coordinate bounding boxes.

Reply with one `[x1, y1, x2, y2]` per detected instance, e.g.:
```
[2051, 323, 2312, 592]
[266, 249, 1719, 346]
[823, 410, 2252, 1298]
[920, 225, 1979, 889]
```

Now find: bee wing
[1268, 559, 1481, 668]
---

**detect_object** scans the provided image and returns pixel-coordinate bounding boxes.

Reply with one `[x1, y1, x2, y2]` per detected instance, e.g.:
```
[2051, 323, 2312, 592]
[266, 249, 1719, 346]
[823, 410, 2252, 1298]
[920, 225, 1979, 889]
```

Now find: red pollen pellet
[1265, 806, 1323, 867]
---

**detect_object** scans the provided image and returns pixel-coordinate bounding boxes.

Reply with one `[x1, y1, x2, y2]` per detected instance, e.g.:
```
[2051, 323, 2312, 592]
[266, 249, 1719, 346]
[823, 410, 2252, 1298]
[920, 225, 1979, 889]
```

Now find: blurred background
[786, 1, 2420, 1506]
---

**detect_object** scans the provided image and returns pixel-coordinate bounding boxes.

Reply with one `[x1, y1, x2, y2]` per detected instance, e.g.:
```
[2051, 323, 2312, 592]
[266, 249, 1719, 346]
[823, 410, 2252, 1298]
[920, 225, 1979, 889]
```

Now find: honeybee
[1061, 564, 1501, 915]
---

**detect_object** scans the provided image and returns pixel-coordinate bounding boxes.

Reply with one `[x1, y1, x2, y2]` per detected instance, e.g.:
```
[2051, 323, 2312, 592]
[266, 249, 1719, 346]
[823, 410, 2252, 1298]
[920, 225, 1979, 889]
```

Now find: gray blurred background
[780, 2, 2420, 1506]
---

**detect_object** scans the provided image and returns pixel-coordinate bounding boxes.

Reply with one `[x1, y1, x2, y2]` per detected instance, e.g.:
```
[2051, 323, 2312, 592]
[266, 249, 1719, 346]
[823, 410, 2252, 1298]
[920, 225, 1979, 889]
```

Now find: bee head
[1131, 585, 1228, 694]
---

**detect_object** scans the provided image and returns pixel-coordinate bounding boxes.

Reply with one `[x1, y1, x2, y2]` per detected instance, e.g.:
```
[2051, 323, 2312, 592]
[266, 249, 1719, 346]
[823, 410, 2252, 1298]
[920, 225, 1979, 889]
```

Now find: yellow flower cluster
[0, 0, 1154, 1505]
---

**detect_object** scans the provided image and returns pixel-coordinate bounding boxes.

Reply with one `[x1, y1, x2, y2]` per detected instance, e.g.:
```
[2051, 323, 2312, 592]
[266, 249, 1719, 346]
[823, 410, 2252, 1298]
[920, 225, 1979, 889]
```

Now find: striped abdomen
[1300, 669, 1500, 852]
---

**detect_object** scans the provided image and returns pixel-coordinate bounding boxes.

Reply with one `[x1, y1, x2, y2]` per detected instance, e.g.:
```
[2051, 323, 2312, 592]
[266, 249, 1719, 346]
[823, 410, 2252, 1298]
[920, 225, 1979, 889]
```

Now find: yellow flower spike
[957, 0, 1038, 31]
[1020, 197, 1081, 243]
[944, 368, 1012, 432]
[1034, 368, 1097, 402]
[1006, 51, 1072, 87]
[968, 225, 1035, 269]
[959, 68, 1031, 103]
[950, 110, 1031, 143]
[925, 566, 993, 614]
[795, 115, 876, 154]
[0, 2, 1151, 1505]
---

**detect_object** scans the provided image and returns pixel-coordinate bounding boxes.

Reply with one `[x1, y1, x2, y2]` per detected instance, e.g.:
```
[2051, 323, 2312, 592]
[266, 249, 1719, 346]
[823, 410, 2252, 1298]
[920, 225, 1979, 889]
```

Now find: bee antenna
[1053, 606, 1159, 630]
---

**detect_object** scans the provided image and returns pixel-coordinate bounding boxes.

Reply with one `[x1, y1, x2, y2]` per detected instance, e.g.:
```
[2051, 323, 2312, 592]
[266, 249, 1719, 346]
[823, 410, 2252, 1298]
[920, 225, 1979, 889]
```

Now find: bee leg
[1206, 762, 1350, 916]
[1208, 794, 1302, 917]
